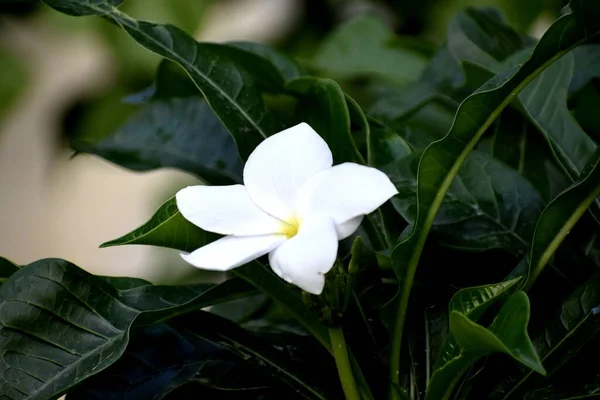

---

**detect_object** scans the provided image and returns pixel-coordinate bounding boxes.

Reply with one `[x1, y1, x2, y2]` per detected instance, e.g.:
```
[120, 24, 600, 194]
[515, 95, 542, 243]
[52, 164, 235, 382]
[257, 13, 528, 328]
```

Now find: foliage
[1, 0, 600, 399]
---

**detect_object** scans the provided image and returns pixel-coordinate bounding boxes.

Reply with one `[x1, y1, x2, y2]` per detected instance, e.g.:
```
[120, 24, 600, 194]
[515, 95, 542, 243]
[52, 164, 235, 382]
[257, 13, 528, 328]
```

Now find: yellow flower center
[280, 215, 300, 239]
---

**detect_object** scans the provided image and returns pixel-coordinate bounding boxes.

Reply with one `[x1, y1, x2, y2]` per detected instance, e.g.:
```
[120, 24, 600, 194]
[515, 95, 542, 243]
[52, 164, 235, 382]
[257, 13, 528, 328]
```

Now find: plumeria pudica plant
[1, 0, 600, 399]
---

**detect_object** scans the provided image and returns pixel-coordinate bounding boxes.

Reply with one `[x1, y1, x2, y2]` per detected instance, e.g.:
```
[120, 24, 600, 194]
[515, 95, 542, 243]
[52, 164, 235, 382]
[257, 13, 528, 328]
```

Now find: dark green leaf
[71, 99, 243, 185]
[286, 76, 363, 163]
[172, 311, 335, 399]
[427, 278, 521, 398]
[367, 117, 411, 167]
[228, 41, 303, 82]
[518, 53, 600, 220]
[311, 14, 426, 85]
[41, 0, 281, 160]
[101, 196, 219, 253]
[386, 3, 600, 384]
[483, 110, 571, 202]
[232, 263, 331, 352]
[525, 147, 600, 288]
[0, 258, 255, 399]
[570, 44, 600, 94]
[526, 385, 600, 400]
[494, 273, 600, 399]
[451, 292, 544, 374]
[384, 150, 544, 252]
[370, 6, 529, 124]
[426, 291, 544, 400]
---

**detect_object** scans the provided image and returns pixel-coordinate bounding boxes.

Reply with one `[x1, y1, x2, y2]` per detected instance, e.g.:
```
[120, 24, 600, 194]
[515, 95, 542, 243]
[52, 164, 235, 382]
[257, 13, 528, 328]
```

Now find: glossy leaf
[311, 14, 426, 85]
[69, 315, 334, 400]
[0, 259, 256, 400]
[228, 41, 303, 83]
[569, 44, 600, 94]
[101, 196, 219, 253]
[370, 6, 529, 123]
[426, 291, 544, 400]
[484, 110, 571, 202]
[172, 311, 335, 399]
[72, 99, 243, 185]
[518, 53, 600, 220]
[386, 2, 600, 384]
[41, 0, 281, 161]
[526, 147, 600, 287]
[384, 150, 544, 253]
[451, 292, 544, 374]
[494, 273, 600, 399]
[367, 117, 412, 167]
[427, 278, 521, 398]
[286, 76, 363, 163]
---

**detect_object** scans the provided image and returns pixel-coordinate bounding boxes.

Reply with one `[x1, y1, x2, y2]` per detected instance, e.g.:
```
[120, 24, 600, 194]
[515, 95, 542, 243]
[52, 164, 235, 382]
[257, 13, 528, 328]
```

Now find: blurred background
[0, 0, 565, 283]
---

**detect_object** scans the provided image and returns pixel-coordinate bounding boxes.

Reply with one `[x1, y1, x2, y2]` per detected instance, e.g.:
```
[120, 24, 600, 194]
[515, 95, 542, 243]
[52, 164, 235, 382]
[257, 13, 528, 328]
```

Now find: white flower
[176, 122, 398, 295]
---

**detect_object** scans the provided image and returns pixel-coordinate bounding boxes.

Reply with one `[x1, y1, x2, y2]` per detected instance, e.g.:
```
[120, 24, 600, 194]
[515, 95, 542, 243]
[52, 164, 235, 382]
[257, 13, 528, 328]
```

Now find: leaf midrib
[95, 4, 268, 139]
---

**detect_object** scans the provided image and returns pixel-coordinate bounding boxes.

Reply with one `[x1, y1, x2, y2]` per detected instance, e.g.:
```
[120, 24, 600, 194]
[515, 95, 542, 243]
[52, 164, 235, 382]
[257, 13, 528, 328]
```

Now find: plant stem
[330, 327, 361, 400]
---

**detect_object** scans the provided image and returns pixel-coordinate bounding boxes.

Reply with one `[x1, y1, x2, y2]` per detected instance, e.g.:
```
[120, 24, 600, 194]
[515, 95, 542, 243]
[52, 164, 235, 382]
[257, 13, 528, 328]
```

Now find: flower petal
[296, 163, 398, 237]
[268, 213, 338, 294]
[243, 122, 333, 222]
[176, 185, 285, 235]
[336, 216, 364, 240]
[181, 234, 286, 271]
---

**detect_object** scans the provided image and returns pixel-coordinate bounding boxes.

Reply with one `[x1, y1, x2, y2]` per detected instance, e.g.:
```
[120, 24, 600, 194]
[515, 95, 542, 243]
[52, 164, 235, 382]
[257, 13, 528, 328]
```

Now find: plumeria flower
[176, 123, 398, 295]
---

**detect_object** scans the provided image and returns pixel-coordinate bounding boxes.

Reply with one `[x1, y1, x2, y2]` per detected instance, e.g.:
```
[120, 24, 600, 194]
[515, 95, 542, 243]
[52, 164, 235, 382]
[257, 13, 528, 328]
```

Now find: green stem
[330, 327, 361, 400]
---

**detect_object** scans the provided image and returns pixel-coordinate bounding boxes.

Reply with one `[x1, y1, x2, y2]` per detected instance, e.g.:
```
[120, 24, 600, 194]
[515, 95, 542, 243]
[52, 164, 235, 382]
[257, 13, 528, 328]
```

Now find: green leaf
[370, 7, 529, 124]
[526, 385, 600, 400]
[41, 0, 281, 161]
[494, 273, 600, 399]
[570, 44, 600, 94]
[101, 196, 218, 253]
[0, 257, 19, 284]
[232, 262, 330, 352]
[0, 258, 256, 400]
[228, 41, 303, 83]
[384, 150, 545, 253]
[526, 147, 600, 287]
[518, 53, 600, 221]
[367, 117, 412, 167]
[286, 76, 363, 164]
[451, 292, 545, 374]
[427, 278, 522, 398]
[386, 1, 600, 385]
[426, 291, 544, 400]
[72, 98, 243, 185]
[311, 14, 426, 85]
[484, 109, 571, 202]
[171, 311, 334, 399]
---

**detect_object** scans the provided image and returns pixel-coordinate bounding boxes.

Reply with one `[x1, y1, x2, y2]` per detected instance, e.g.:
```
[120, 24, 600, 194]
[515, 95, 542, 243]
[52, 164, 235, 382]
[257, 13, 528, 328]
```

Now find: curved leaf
[0, 259, 255, 400]
[384, 150, 544, 253]
[526, 147, 600, 287]
[518, 53, 600, 221]
[72, 99, 243, 185]
[101, 196, 218, 253]
[68, 316, 334, 400]
[426, 291, 544, 400]
[41, 0, 281, 161]
[228, 41, 303, 83]
[427, 278, 521, 397]
[285, 76, 363, 164]
[367, 117, 412, 168]
[494, 273, 600, 399]
[386, 0, 600, 385]
[311, 14, 426, 85]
